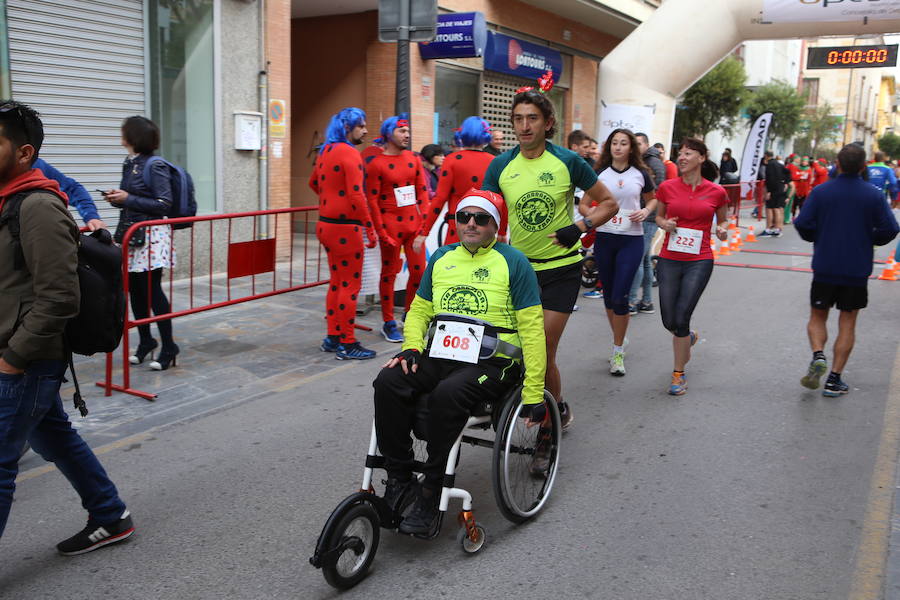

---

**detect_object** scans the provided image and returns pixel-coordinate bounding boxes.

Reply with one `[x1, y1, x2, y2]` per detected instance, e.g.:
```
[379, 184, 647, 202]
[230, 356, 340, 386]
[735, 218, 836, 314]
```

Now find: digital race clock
[807, 45, 898, 70]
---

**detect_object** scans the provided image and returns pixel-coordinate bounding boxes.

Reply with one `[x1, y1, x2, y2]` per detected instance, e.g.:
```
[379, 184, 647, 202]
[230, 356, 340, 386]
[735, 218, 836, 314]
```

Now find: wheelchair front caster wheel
[321, 503, 380, 589]
[457, 525, 486, 554]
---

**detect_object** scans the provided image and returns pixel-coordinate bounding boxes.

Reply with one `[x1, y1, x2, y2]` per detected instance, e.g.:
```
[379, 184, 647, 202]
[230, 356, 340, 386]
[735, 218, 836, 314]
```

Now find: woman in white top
[580, 128, 656, 376]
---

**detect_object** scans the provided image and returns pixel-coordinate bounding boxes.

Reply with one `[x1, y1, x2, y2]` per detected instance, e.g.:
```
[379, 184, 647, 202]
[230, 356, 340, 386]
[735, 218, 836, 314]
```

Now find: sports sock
[673, 370, 685, 378]
[813, 350, 826, 362]
[827, 371, 841, 382]
[613, 345, 624, 355]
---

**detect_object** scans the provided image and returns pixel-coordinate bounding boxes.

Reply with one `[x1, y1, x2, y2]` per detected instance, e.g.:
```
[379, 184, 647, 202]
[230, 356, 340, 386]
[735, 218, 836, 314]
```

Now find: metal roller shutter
[481, 72, 567, 149]
[7, 0, 145, 227]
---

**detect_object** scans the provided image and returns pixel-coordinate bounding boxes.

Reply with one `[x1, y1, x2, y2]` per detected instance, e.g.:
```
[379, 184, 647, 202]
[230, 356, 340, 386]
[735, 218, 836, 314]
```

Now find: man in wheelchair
[373, 190, 547, 537]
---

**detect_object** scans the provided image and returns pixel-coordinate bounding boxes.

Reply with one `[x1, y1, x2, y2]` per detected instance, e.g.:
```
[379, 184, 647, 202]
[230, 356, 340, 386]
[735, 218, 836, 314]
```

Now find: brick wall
[267, 0, 291, 256]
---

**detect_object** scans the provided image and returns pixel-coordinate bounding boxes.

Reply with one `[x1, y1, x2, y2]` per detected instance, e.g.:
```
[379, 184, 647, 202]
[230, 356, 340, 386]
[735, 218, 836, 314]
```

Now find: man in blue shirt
[795, 144, 898, 397]
[34, 158, 107, 231]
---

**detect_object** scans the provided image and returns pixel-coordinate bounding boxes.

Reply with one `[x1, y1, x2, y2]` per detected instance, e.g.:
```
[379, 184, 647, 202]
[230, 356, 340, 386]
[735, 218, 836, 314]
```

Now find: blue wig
[321, 107, 367, 152]
[453, 116, 492, 148]
[374, 113, 409, 145]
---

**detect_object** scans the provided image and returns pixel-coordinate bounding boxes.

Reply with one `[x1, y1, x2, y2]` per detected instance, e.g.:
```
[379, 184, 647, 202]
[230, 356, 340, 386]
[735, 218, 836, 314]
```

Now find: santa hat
[457, 189, 508, 235]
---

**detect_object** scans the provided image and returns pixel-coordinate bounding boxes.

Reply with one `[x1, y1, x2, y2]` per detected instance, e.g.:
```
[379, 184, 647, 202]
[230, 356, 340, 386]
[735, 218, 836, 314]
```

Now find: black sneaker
[638, 301, 655, 314]
[558, 401, 573, 431]
[823, 378, 849, 397]
[398, 489, 440, 537]
[382, 477, 415, 513]
[57, 511, 134, 556]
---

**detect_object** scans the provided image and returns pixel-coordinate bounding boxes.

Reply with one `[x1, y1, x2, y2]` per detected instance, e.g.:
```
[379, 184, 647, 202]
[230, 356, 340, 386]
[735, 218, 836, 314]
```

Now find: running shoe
[609, 351, 626, 376]
[628, 304, 638, 315]
[823, 378, 849, 397]
[559, 401, 573, 431]
[57, 511, 135, 556]
[638, 301, 655, 314]
[800, 357, 828, 389]
[758, 229, 772, 237]
[772, 229, 782, 237]
[320, 336, 340, 353]
[689, 330, 698, 346]
[381, 320, 403, 343]
[335, 342, 377, 360]
[582, 289, 603, 299]
[668, 372, 687, 396]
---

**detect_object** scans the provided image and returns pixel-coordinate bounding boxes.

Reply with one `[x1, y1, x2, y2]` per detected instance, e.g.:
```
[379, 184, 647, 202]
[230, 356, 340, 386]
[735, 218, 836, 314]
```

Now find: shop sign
[418, 12, 487, 59]
[483, 31, 563, 81]
[762, 0, 900, 23]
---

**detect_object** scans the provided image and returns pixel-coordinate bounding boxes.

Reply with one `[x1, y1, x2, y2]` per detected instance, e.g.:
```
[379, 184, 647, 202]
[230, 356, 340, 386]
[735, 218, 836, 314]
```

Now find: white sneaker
[609, 351, 625, 376]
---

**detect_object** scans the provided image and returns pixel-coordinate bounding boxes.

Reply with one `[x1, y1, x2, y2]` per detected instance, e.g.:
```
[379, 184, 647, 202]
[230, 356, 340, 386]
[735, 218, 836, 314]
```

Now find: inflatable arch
[598, 0, 900, 145]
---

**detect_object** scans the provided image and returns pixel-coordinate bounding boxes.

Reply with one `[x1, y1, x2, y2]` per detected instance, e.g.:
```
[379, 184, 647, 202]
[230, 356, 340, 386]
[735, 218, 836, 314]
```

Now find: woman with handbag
[103, 116, 179, 371]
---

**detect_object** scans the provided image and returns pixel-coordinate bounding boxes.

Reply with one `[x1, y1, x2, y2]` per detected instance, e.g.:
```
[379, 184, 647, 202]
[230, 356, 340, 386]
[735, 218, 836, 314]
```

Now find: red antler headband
[516, 70, 555, 95]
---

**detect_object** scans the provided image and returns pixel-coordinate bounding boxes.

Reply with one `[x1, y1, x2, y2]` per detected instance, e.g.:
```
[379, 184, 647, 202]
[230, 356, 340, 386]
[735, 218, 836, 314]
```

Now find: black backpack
[142, 156, 197, 228]
[1, 191, 126, 415]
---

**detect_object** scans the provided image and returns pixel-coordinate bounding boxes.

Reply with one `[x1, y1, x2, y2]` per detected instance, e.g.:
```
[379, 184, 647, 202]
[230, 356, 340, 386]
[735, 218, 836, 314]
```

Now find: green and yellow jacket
[402, 240, 546, 405]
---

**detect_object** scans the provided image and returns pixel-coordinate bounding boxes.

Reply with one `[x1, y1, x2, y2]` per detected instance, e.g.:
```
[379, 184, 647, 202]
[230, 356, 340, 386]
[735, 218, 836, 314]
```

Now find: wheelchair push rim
[492, 390, 561, 523]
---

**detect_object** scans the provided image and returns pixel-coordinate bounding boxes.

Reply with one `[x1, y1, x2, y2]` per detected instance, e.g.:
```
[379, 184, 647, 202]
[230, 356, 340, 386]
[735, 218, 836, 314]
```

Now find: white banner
[598, 103, 655, 144]
[739, 112, 773, 196]
[762, 0, 900, 23]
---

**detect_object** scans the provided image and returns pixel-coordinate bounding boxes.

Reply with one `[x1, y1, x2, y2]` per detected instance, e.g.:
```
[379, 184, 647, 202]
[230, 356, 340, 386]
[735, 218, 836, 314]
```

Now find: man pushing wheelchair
[374, 189, 548, 538]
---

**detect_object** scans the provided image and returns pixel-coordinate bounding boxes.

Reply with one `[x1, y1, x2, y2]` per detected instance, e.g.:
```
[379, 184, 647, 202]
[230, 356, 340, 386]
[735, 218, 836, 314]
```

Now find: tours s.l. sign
[763, 0, 900, 23]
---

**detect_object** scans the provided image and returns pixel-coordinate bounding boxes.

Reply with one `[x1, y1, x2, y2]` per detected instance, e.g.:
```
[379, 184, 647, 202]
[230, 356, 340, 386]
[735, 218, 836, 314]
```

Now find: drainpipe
[258, 0, 269, 237]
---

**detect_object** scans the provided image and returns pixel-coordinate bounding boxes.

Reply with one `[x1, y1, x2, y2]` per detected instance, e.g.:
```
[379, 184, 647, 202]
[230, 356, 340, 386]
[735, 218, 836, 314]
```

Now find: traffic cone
[746, 226, 758, 242]
[712, 238, 719, 259]
[877, 261, 897, 280]
[728, 216, 737, 230]
[718, 236, 732, 256]
[735, 229, 744, 247]
[730, 232, 741, 252]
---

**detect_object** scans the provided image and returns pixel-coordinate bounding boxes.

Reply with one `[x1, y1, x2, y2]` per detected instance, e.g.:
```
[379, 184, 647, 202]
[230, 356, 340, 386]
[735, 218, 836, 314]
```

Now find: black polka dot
[351, 294, 357, 301]
[355, 253, 361, 259]
[433, 208, 440, 215]
[396, 216, 403, 222]
[378, 175, 382, 180]
[471, 176, 478, 182]
[450, 187, 455, 194]
[382, 295, 389, 300]
[408, 163, 414, 168]
[388, 164, 395, 170]
[333, 165, 340, 172]
[413, 264, 421, 270]
[442, 170, 448, 177]
[353, 185, 359, 191]
[353, 273, 359, 278]
[331, 265, 337, 271]
[320, 175, 325, 181]
[339, 213, 346, 219]
[372, 189, 378, 195]
[455, 154, 462, 160]
[341, 281, 348, 287]
[351, 204, 357, 210]
[380, 194, 387, 201]
[331, 285, 338, 291]
[380, 208, 386, 214]
[336, 325, 342, 331]
[349, 318, 355, 324]
[338, 190, 345, 197]
[383, 260, 390, 266]
[392, 183, 398, 188]
[339, 238, 347, 244]
[421, 186, 427, 192]
[328, 309, 334, 315]
[341, 260, 348, 267]
[408, 215, 414, 221]
[339, 304, 345, 310]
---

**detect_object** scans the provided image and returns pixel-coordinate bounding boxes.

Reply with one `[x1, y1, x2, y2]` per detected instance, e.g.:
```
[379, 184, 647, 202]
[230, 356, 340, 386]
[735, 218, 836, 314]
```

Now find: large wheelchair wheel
[492, 390, 561, 523]
[321, 502, 380, 589]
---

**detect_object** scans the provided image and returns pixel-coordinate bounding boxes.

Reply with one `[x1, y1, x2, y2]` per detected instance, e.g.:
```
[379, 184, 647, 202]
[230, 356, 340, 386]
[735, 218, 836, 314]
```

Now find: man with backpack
[0, 101, 134, 553]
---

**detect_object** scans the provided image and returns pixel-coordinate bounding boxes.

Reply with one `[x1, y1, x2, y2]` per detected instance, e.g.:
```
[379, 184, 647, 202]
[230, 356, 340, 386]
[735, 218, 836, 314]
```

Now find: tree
[673, 56, 748, 141]
[793, 102, 843, 157]
[877, 131, 900, 159]
[745, 80, 807, 144]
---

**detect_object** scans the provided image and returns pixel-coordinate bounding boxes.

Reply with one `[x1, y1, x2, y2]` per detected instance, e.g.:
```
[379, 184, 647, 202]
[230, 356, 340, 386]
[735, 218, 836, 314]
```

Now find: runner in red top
[414, 116, 494, 250]
[654, 143, 678, 180]
[787, 155, 812, 218]
[365, 114, 428, 342]
[811, 158, 829, 189]
[308, 107, 378, 360]
[654, 137, 729, 396]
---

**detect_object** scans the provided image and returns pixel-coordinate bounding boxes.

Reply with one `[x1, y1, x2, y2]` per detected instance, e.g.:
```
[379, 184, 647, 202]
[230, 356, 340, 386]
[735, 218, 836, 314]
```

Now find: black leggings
[657, 258, 714, 337]
[129, 269, 174, 347]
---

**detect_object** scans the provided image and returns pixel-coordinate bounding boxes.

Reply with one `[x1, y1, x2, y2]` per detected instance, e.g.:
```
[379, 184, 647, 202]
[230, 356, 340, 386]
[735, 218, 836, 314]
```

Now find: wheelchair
[309, 383, 562, 590]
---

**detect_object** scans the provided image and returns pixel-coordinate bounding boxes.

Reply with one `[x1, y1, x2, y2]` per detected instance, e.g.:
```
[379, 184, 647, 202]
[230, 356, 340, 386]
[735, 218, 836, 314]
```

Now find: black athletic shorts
[534, 260, 582, 313]
[765, 193, 787, 209]
[810, 281, 868, 311]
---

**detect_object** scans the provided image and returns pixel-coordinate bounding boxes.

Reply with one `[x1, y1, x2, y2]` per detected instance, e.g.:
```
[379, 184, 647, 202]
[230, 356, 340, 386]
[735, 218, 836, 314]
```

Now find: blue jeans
[629, 221, 658, 305]
[0, 359, 126, 538]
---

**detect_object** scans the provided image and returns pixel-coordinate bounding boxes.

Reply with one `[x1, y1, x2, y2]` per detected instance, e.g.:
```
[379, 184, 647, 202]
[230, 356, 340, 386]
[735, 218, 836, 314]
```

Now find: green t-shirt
[482, 141, 598, 271]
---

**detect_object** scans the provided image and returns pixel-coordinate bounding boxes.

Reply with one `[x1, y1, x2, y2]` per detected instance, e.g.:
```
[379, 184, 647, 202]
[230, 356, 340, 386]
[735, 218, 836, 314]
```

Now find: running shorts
[810, 281, 867, 311]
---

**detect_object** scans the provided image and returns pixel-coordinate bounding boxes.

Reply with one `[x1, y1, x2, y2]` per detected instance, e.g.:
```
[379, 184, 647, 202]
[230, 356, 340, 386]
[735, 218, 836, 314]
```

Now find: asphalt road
[1, 227, 898, 599]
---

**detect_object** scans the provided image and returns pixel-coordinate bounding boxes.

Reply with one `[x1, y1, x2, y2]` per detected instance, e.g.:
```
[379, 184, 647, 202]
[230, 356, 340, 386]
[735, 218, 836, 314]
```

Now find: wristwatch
[583, 217, 594, 229]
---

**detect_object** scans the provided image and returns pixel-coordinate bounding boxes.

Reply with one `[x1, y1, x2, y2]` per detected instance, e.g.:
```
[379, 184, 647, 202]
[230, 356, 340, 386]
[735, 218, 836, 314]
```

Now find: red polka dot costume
[365, 150, 429, 322]
[308, 142, 375, 344]
[418, 149, 495, 244]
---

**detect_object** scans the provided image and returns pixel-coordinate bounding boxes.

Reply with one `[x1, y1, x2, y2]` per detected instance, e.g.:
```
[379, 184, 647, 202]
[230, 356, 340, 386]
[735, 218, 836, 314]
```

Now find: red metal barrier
[720, 181, 764, 228]
[97, 207, 326, 400]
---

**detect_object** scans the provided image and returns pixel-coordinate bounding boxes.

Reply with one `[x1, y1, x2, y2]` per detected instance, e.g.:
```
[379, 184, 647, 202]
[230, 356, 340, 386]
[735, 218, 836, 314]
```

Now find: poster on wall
[597, 103, 655, 145]
[762, 0, 900, 23]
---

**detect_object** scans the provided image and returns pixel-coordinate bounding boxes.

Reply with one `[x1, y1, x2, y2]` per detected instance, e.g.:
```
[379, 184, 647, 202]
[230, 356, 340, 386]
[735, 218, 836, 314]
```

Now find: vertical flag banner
[739, 112, 773, 196]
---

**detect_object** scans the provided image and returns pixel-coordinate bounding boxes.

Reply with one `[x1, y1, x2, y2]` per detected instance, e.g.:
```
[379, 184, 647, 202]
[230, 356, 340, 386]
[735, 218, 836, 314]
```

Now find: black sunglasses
[455, 211, 493, 226]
